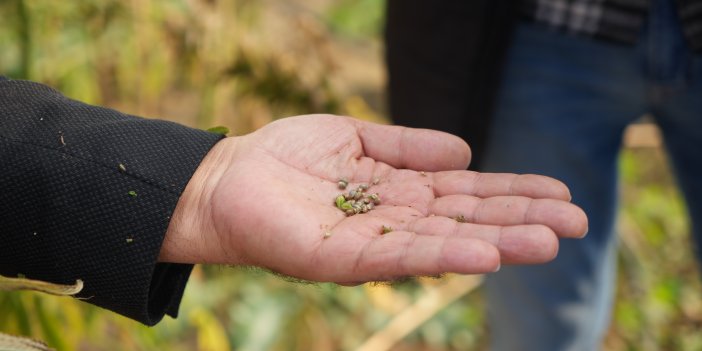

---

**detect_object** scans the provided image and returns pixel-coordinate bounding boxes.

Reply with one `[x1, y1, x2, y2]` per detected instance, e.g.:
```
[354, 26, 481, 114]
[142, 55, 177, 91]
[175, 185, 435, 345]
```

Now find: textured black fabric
[384, 1, 517, 170]
[0, 77, 223, 325]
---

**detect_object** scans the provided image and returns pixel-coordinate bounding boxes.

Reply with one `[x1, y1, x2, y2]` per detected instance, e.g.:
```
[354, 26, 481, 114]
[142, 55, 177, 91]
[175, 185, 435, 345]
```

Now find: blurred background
[1, 1, 700, 350]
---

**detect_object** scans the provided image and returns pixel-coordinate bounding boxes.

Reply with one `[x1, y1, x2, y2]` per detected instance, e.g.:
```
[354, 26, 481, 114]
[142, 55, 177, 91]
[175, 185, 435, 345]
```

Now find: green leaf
[34, 296, 67, 351]
[206, 126, 230, 135]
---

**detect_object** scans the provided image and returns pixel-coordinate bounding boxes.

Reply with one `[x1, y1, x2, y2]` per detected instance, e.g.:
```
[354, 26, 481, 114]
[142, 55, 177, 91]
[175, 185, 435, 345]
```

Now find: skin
[160, 114, 588, 284]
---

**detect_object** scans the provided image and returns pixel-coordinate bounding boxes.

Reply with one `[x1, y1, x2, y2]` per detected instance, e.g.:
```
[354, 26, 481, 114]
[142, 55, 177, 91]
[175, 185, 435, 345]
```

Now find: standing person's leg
[656, 74, 702, 288]
[384, 1, 516, 170]
[649, 3, 702, 288]
[481, 23, 646, 351]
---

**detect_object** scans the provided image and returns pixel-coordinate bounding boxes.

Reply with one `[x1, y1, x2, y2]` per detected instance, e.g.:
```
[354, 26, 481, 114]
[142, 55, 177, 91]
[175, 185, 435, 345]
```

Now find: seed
[128, 190, 137, 197]
[335, 195, 346, 208]
[420, 171, 427, 177]
[338, 179, 349, 190]
[381, 226, 393, 234]
[372, 177, 380, 185]
[323, 231, 332, 239]
[334, 186, 381, 216]
[369, 193, 380, 205]
[118, 163, 127, 172]
[455, 214, 467, 223]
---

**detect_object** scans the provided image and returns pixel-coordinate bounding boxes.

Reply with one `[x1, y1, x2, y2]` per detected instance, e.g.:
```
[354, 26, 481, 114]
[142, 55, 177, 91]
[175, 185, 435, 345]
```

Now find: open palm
[165, 115, 587, 284]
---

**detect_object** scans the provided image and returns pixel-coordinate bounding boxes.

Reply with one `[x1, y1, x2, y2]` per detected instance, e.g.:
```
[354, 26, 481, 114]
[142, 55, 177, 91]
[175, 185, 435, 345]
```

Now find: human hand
[161, 115, 587, 284]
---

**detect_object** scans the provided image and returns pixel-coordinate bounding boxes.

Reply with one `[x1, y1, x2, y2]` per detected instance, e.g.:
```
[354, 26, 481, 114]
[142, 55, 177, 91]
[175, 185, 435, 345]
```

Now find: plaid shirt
[522, 0, 702, 52]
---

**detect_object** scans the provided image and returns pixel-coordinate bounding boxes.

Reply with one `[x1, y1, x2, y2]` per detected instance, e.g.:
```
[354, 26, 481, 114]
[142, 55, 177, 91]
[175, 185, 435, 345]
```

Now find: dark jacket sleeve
[0, 77, 224, 325]
[384, 1, 517, 170]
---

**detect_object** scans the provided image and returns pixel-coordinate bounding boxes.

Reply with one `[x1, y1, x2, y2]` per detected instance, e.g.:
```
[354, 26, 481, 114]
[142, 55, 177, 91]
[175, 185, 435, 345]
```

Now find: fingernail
[578, 227, 589, 238]
[493, 263, 501, 273]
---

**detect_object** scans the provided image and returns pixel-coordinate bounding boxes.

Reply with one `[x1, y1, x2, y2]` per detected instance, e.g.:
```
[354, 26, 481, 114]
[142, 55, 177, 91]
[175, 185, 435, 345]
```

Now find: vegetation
[1, 1, 699, 350]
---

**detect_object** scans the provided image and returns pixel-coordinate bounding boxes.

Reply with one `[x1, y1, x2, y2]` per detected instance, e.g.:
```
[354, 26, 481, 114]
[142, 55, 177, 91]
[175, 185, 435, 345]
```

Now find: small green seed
[334, 186, 381, 216]
[381, 226, 393, 234]
[335, 195, 346, 208]
[128, 190, 137, 197]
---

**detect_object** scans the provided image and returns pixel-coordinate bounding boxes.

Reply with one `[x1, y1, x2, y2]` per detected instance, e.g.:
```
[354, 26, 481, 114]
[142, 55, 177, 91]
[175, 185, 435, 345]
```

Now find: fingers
[433, 171, 572, 201]
[321, 193, 587, 282]
[407, 217, 559, 265]
[354, 120, 471, 171]
[320, 214, 566, 283]
[429, 195, 588, 238]
[348, 233, 501, 280]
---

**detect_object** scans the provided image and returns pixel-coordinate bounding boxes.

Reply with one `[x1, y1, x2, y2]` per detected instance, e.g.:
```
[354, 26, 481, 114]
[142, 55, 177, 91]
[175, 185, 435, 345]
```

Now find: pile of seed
[335, 179, 381, 216]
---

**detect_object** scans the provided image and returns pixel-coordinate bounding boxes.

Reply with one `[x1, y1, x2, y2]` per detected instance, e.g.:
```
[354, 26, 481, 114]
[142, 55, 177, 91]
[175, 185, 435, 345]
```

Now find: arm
[0, 77, 222, 325]
[1, 78, 588, 324]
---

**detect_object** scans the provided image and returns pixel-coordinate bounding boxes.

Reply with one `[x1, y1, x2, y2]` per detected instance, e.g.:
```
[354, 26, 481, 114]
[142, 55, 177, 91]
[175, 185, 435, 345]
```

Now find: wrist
[160, 137, 238, 263]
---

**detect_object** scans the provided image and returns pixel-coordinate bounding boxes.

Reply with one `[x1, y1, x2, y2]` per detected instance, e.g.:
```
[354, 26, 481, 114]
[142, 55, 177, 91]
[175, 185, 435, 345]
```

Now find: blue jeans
[482, 0, 702, 349]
